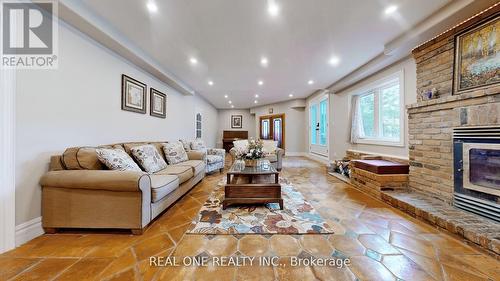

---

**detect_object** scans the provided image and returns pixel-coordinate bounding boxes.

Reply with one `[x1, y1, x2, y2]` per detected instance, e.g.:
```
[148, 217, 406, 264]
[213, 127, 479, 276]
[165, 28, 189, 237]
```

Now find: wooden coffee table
[223, 160, 283, 210]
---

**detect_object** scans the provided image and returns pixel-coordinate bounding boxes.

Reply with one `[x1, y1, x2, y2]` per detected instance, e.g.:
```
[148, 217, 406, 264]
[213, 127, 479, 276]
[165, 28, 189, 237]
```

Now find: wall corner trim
[15, 217, 44, 247]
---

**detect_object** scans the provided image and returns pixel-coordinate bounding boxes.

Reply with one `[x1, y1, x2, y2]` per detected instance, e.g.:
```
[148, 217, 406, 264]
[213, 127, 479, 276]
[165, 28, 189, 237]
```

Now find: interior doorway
[309, 94, 329, 157]
[259, 114, 285, 149]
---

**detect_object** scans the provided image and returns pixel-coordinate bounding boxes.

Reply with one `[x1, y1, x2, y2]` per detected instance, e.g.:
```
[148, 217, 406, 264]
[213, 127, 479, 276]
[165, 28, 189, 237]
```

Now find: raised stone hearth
[381, 190, 500, 256]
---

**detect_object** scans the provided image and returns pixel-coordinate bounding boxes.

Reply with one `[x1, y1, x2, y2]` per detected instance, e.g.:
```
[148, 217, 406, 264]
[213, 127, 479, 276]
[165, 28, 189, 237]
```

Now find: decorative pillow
[233, 140, 248, 151]
[262, 140, 278, 154]
[130, 144, 167, 173]
[190, 139, 206, 151]
[95, 148, 142, 171]
[162, 141, 189, 165]
[179, 139, 191, 151]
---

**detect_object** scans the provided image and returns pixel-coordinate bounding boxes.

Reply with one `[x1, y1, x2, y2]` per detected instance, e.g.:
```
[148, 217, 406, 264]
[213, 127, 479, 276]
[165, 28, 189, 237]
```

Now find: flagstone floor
[1, 157, 499, 281]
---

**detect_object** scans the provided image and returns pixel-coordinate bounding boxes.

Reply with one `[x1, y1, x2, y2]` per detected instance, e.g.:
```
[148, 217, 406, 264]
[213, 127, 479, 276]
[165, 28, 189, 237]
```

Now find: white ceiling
[80, 0, 451, 109]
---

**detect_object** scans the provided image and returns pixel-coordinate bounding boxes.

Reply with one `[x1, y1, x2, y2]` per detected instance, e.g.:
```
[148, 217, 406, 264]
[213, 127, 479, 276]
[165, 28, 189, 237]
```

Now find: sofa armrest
[187, 150, 206, 161]
[40, 170, 150, 192]
[207, 148, 225, 157]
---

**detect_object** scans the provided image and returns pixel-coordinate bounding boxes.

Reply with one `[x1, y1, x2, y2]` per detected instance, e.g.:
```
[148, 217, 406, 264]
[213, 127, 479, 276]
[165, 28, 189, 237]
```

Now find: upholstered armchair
[180, 139, 225, 173]
[229, 139, 284, 171]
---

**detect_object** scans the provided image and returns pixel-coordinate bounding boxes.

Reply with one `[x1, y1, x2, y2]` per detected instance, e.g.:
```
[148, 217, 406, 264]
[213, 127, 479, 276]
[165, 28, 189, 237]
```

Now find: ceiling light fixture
[208, 80, 214, 86]
[289, 94, 294, 97]
[231, 105, 234, 108]
[224, 95, 228, 98]
[384, 5, 398, 15]
[189, 57, 198, 65]
[228, 100, 232, 104]
[258, 80, 264, 86]
[329, 56, 340, 66]
[260, 57, 268, 67]
[267, 0, 280, 17]
[146, 1, 158, 13]
[255, 94, 259, 98]
[254, 100, 258, 104]
[308, 80, 314, 85]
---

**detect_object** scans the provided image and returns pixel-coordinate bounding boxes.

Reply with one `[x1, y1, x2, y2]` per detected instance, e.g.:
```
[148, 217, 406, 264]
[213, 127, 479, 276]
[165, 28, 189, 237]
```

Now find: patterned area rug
[187, 178, 333, 234]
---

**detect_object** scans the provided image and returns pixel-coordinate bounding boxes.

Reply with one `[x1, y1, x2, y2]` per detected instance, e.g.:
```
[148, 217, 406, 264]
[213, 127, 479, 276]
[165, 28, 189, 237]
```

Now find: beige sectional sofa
[40, 141, 205, 234]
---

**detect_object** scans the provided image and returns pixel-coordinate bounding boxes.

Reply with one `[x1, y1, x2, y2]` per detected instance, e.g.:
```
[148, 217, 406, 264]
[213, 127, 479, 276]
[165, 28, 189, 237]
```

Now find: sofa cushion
[174, 160, 204, 175]
[63, 147, 117, 170]
[149, 174, 179, 203]
[262, 140, 278, 154]
[130, 144, 168, 173]
[206, 155, 223, 164]
[163, 141, 189, 164]
[179, 139, 192, 151]
[95, 148, 142, 171]
[154, 165, 193, 184]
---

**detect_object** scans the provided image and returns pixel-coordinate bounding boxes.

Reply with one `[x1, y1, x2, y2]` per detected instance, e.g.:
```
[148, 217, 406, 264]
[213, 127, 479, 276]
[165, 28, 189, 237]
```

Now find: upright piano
[222, 130, 248, 152]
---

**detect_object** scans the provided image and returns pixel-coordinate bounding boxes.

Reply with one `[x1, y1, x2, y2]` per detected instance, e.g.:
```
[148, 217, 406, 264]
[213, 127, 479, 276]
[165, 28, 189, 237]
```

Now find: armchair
[180, 139, 225, 173]
[229, 139, 284, 171]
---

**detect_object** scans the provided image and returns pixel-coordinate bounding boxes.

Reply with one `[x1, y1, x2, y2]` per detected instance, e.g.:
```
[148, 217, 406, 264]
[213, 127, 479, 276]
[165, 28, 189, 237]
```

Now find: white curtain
[350, 95, 364, 143]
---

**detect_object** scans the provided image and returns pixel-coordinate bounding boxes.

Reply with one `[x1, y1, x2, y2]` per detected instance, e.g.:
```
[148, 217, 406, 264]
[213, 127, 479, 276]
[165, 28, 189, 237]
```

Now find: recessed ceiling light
[384, 5, 398, 15]
[254, 100, 258, 104]
[189, 57, 198, 65]
[255, 94, 259, 98]
[260, 57, 268, 67]
[208, 80, 214, 86]
[308, 80, 314, 85]
[231, 105, 234, 108]
[146, 1, 158, 13]
[258, 80, 264, 86]
[224, 95, 228, 98]
[228, 100, 232, 104]
[289, 94, 294, 97]
[329, 56, 340, 66]
[267, 0, 280, 17]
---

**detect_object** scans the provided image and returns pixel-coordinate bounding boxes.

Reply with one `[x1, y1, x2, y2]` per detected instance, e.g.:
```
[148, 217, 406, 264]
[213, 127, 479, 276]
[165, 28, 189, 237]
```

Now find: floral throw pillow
[163, 141, 189, 165]
[190, 139, 206, 151]
[130, 144, 167, 173]
[179, 139, 191, 151]
[95, 148, 142, 171]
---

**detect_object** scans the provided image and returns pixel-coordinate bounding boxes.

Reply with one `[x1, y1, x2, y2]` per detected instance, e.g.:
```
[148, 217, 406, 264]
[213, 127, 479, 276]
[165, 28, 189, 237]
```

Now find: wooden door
[259, 114, 285, 149]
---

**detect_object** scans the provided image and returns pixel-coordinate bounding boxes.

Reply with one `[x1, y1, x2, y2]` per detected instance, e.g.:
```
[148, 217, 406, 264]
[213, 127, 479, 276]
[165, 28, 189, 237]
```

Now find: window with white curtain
[351, 72, 404, 146]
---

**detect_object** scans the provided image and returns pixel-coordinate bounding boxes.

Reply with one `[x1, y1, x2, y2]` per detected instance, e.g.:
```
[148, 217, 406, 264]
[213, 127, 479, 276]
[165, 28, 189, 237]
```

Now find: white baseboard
[15, 217, 43, 246]
[284, 152, 306, 157]
[305, 153, 329, 164]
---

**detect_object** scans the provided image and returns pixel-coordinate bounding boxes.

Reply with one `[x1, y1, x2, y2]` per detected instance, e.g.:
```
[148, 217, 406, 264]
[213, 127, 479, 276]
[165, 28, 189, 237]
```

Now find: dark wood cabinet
[222, 130, 248, 152]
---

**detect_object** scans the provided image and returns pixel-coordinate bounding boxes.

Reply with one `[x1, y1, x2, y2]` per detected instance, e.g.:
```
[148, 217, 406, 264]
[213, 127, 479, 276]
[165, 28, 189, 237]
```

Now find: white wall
[216, 109, 256, 147]
[251, 100, 306, 154]
[15, 21, 218, 226]
[328, 57, 417, 160]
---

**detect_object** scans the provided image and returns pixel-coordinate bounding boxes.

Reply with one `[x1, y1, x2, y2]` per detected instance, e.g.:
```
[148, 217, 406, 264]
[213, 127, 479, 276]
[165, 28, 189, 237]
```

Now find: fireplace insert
[453, 126, 500, 222]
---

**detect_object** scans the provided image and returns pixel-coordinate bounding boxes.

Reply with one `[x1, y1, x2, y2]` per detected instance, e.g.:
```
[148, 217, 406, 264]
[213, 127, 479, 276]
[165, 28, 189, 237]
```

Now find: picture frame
[150, 88, 167, 118]
[121, 74, 147, 114]
[453, 15, 499, 94]
[269, 108, 274, 114]
[231, 115, 243, 128]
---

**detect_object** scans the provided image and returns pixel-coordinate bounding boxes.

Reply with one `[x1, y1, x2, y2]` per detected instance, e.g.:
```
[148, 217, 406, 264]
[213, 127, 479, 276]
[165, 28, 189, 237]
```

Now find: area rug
[187, 178, 333, 234]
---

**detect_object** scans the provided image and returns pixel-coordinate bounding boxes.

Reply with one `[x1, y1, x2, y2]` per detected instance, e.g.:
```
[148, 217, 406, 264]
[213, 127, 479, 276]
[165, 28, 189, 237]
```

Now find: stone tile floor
[1, 157, 499, 280]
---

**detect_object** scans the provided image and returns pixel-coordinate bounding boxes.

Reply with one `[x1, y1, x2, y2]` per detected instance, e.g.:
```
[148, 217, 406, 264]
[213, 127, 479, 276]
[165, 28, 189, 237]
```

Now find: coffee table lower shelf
[222, 183, 283, 210]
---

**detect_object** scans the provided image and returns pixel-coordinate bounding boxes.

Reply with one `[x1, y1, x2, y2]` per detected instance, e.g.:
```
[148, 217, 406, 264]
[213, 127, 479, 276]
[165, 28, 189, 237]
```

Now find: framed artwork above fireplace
[453, 14, 500, 94]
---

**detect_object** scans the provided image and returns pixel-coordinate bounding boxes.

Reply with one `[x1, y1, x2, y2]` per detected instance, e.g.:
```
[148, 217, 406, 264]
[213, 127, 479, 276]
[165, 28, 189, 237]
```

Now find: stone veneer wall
[408, 8, 500, 203]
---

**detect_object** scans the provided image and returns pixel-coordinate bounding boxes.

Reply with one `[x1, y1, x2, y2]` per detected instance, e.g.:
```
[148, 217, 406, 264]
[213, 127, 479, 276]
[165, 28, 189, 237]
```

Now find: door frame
[308, 93, 329, 158]
[259, 113, 285, 150]
[0, 67, 17, 253]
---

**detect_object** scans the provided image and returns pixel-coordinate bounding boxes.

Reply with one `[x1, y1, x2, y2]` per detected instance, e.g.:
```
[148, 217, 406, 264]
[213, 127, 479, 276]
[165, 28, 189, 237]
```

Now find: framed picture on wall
[453, 15, 500, 94]
[121, 74, 147, 114]
[150, 88, 167, 118]
[231, 115, 243, 128]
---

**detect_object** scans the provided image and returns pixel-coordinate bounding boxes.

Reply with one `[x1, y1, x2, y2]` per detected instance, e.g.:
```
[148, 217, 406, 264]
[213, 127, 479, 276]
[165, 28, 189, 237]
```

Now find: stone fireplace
[390, 6, 500, 255]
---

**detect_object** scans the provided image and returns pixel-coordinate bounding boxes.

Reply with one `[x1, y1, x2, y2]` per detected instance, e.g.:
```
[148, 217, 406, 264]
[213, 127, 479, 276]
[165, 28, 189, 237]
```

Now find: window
[195, 113, 202, 138]
[319, 99, 327, 145]
[310, 104, 318, 145]
[354, 73, 403, 145]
